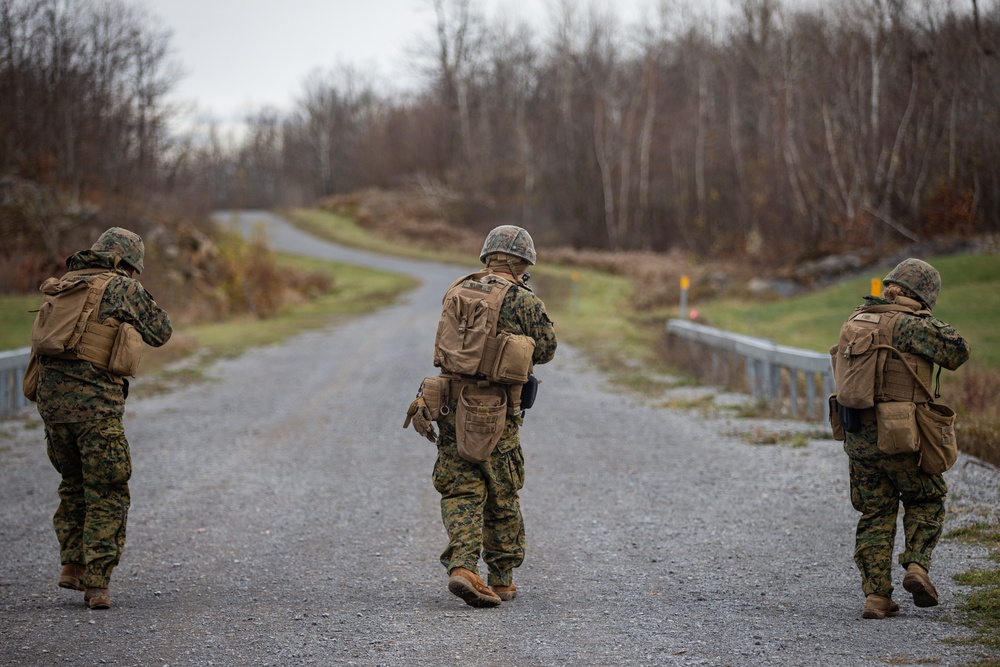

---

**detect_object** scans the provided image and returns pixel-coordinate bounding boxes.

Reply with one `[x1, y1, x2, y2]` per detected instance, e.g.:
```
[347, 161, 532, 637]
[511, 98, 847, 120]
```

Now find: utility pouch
[828, 394, 845, 441]
[22, 351, 39, 402]
[485, 332, 535, 384]
[419, 375, 450, 420]
[839, 403, 863, 434]
[915, 402, 958, 474]
[108, 322, 143, 377]
[875, 401, 920, 455]
[456, 384, 507, 463]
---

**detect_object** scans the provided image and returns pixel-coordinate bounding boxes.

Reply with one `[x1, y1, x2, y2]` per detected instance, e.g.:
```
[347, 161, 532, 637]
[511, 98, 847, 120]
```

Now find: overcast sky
[139, 0, 689, 131]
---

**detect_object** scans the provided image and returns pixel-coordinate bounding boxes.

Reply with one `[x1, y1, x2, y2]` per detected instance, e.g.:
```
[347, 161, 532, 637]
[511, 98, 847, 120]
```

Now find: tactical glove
[404, 396, 438, 442]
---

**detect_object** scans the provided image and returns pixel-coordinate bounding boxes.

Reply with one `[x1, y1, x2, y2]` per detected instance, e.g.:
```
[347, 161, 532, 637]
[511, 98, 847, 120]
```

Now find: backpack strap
[69, 272, 119, 368]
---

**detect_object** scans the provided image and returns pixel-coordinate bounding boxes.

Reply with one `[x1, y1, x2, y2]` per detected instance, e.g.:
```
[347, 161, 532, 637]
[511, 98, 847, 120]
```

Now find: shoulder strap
[67, 272, 117, 350]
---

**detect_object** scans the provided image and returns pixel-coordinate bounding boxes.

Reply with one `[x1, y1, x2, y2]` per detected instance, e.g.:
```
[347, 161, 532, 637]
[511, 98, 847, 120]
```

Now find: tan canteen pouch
[875, 401, 919, 455]
[456, 384, 507, 463]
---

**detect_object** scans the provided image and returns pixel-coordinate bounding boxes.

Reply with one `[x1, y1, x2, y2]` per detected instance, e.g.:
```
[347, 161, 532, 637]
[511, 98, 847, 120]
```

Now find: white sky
[139, 0, 670, 130]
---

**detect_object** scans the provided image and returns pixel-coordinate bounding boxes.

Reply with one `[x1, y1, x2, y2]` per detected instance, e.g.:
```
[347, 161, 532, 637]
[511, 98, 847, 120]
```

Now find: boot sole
[903, 573, 939, 608]
[448, 577, 501, 607]
[862, 607, 899, 619]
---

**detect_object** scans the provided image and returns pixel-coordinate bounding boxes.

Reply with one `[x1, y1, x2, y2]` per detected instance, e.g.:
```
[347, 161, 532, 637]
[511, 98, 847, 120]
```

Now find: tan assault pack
[433, 271, 535, 384]
[829, 304, 932, 409]
[30, 269, 143, 377]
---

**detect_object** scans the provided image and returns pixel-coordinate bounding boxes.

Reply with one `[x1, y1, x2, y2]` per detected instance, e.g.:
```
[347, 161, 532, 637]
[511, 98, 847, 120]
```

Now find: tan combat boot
[448, 568, 501, 607]
[903, 563, 939, 607]
[491, 583, 517, 601]
[58, 563, 86, 592]
[862, 594, 900, 619]
[84, 587, 111, 610]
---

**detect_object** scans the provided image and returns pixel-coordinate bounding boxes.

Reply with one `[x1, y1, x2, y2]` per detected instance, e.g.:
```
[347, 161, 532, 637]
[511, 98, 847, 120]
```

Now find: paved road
[1, 212, 996, 666]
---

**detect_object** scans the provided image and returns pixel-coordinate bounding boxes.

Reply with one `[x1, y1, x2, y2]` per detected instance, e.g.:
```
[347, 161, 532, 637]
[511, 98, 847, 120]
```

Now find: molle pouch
[456, 384, 507, 463]
[915, 402, 958, 474]
[489, 332, 535, 384]
[419, 375, 450, 420]
[875, 401, 920, 455]
[828, 395, 845, 441]
[108, 322, 143, 377]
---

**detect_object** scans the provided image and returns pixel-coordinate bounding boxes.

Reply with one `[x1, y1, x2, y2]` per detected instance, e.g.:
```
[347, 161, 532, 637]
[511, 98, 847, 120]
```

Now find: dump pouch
[915, 402, 958, 474]
[455, 383, 507, 463]
[875, 401, 920, 455]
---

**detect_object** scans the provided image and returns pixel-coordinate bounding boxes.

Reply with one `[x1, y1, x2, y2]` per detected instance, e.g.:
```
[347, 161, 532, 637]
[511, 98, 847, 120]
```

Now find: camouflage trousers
[432, 413, 525, 588]
[44, 418, 132, 589]
[848, 454, 946, 598]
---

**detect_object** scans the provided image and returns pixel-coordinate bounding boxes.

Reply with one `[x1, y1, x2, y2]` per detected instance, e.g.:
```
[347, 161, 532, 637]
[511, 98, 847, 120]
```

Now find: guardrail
[666, 319, 834, 421]
[0, 347, 32, 418]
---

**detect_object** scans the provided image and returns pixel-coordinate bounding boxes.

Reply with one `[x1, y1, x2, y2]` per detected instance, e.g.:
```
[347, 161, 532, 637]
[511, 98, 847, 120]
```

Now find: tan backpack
[30, 269, 143, 377]
[433, 271, 535, 384]
[31, 269, 116, 356]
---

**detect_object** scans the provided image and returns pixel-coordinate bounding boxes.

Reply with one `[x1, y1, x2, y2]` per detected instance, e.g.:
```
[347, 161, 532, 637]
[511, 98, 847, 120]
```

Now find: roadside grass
[137, 252, 416, 382]
[946, 523, 1000, 663]
[693, 253, 1000, 368]
[0, 294, 39, 351]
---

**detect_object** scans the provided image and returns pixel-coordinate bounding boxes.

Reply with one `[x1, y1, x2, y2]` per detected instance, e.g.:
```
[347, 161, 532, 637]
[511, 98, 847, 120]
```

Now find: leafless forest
[2, 0, 999, 268]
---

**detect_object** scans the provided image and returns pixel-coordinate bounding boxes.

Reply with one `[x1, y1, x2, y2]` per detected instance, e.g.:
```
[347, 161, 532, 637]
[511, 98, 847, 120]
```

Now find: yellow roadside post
[680, 275, 690, 319]
[870, 278, 882, 298]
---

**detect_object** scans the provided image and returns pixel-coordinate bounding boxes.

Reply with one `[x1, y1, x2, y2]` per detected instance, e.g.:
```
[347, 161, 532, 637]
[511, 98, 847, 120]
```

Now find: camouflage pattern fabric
[843, 294, 969, 599]
[432, 281, 556, 586]
[882, 258, 941, 311]
[479, 225, 537, 265]
[45, 419, 131, 589]
[36, 250, 172, 423]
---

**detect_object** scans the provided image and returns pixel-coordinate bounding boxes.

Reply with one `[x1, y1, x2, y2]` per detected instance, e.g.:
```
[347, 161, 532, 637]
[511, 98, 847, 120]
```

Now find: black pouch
[520, 374, 539, 411]
[839, 402, 863, 433]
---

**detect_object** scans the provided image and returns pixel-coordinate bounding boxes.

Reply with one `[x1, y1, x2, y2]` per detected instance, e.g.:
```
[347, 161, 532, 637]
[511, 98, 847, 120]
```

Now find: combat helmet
[92, 227, 145, 274]
[883, 258, 940, 311]
[479, 225, 536, 265]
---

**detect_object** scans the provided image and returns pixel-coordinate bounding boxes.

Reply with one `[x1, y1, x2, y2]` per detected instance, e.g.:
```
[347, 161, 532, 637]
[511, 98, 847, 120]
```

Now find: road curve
[1, 211, 995, 666]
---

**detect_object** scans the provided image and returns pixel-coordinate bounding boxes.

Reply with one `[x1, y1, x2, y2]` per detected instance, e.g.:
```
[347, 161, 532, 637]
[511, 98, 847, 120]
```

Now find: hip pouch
[828, 394, 845, 441]
[915, 402, 958, 474]
[420, 375, 450, 420]
[456, 384, 507, 463]
[875, 401, 919, 455]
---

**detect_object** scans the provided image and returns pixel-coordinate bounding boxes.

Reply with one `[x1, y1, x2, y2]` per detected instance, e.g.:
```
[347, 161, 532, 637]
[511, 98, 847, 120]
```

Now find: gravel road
[2, 211, 998, 667]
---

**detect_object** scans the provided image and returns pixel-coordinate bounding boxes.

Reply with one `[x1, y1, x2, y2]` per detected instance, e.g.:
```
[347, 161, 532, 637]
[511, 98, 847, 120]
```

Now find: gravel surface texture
[2, 211, 998, 666]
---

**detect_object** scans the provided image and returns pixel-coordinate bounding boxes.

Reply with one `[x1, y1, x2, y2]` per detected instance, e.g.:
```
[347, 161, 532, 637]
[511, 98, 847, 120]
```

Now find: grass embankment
[0, 251, 417, 379]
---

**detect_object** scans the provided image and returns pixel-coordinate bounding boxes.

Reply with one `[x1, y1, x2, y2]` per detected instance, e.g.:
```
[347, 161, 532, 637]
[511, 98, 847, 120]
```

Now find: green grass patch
[696, 253, 1000, 367]
[0, 294, 40, 351]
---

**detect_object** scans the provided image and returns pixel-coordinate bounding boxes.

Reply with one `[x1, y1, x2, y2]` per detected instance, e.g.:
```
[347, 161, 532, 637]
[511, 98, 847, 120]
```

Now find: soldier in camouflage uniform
[840, 258, 969, 619]
[34, 228, 172, 609]
[430, 226, 557, 607]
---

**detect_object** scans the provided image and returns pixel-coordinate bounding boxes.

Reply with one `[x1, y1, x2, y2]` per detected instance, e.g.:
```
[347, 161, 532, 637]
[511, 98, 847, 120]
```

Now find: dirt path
[1, 211, 996, 666]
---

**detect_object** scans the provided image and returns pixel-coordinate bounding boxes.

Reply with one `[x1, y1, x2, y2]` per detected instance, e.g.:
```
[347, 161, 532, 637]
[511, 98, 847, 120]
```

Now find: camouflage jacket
[496, 280, 557, 367]
[844, 295, 970, 460]
[36, 250, 172, 423]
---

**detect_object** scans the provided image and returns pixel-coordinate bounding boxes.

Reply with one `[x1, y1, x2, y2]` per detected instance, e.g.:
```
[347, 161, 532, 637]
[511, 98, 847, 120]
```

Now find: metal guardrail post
[0, 347, 32, 418]
[666, 319, 834, 422]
